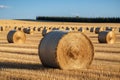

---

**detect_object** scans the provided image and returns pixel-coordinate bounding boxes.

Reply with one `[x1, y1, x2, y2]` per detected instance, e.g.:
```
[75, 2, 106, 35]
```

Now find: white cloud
[0, 5, 9, 9]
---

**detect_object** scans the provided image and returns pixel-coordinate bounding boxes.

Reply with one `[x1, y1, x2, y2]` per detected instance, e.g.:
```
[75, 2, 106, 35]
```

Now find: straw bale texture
[98, 31, 116, 44]
[7, 30, 26, 44]
[39, 30, 94, 70]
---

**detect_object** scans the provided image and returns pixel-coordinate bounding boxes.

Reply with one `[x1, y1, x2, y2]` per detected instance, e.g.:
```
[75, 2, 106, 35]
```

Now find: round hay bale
[98, 31, 116, 44]
[18, 27, 22, 31]
[78, 27, 85, 32]
[38, 30, 94, 70]
[23, 28, 34, 35]
[95, 27, 104, 34]
[52, 27, 59, 30]
[7, 30, 26, 44]
[106, 27, 112, 31]
[14, 26, 17, 30]
[86, 27, 89, 30]
[0, 26, 4, 31]
[37, 27, 41, 31]
[90, 27, 95, 32]
[59, 26, 65, 31]
[42, 28, 50, 36]
[71, 27, 77, 31]
[33, 27, 37, 31]
[65, 27, 72, 31]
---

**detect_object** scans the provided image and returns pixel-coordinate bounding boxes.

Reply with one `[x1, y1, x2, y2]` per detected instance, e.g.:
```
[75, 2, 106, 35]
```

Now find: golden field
[0, 20, 120, 80]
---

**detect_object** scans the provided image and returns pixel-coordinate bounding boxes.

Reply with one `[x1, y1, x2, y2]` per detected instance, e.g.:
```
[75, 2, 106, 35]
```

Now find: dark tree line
[36, 16, 120, 23]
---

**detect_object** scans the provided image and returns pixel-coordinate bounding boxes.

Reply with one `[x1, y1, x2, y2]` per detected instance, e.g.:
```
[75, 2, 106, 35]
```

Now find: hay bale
[106, 27, 116, 31]
[23, 28, 34, 35]
[78, 27, 88, 32]
[42, 28, 50, 36]
[37, 27, 41, 31]
[106, 27, 112, 31]
[0, 26, 4, 31]
[59, 26, 65, 31]
[90, 27, 95, 32]
[95, 27, 104, 34]
[14, 26, 17, 30]
[65, 27, 72, 31]
[33, 27, 37, 31]
[78, 27, 85, 32]
[98, 31, 116, 44]
[38, 30, 94, 70]
[7, 30, 26, 44]
[52, 27, 59, 30]
[18, 27, 22, 31]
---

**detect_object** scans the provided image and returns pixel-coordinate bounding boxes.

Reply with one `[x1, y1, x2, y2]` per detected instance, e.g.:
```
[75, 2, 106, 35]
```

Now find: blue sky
[0, 0, 120, 19]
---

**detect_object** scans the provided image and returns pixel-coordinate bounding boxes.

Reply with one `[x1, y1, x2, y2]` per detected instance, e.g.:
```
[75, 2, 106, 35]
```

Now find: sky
[0, 0, 120, 19]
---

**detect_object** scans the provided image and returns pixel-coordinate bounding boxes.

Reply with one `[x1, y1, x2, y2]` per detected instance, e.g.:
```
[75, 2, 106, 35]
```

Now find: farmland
[0, 20, 120, 80]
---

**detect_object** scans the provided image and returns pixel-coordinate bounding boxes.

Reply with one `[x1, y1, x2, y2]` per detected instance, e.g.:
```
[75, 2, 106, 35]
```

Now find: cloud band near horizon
[0, 5, 9, 9]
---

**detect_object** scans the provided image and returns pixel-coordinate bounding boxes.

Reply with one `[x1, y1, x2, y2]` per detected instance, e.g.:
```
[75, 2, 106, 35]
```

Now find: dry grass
[0, 20, 120, 80]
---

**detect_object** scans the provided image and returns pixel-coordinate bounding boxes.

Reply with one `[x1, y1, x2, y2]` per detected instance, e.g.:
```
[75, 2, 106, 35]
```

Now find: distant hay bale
[42, 28, 50, 36]
[85, 27, 90, 32]
[65, 27, 72, 31]
[86, 27, 89, 30]
[106, 27, 112, 31]
[48, 27, 52, 30]
[7, 30, 26, 44]
[33, 27, 37, 31]
[37, 27, 41, 31]
[39, 30, 94, 70]
[90, 27, 95, 32]
[78, 27, 85, 32]
[95, 27, 104, 34]
[23, 28, 34, 35]
[14, 26, 17, 30]
[106, 27, 115, 31]
[71, 27, 77, 31]
[59, 26, 65, 31]
[52, 27, 59, 30]
[0, 26, 4, 31]
[18, 27, 22, 31]
[71, 27, 75, 30]
[98, 31, 116, 44]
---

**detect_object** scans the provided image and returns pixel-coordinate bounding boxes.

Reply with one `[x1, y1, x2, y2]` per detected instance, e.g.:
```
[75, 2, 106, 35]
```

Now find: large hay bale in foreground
[98, 31, 116, 44]
[38, 30, 94, 70]
[7, 30, 26, 44]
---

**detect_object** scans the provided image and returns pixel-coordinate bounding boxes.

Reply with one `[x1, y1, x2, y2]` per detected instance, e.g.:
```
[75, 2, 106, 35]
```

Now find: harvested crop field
[0, 20, 120, 80]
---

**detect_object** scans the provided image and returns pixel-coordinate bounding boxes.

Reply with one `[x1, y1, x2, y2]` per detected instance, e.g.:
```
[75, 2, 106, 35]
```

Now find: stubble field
[0, 20, 120, 80]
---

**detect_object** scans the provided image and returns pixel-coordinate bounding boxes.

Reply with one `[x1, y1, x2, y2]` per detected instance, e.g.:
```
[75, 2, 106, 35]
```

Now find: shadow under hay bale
[38, 30, 94, 70]
[7, 30, 26, 44]
[98, 31, 116, 44]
